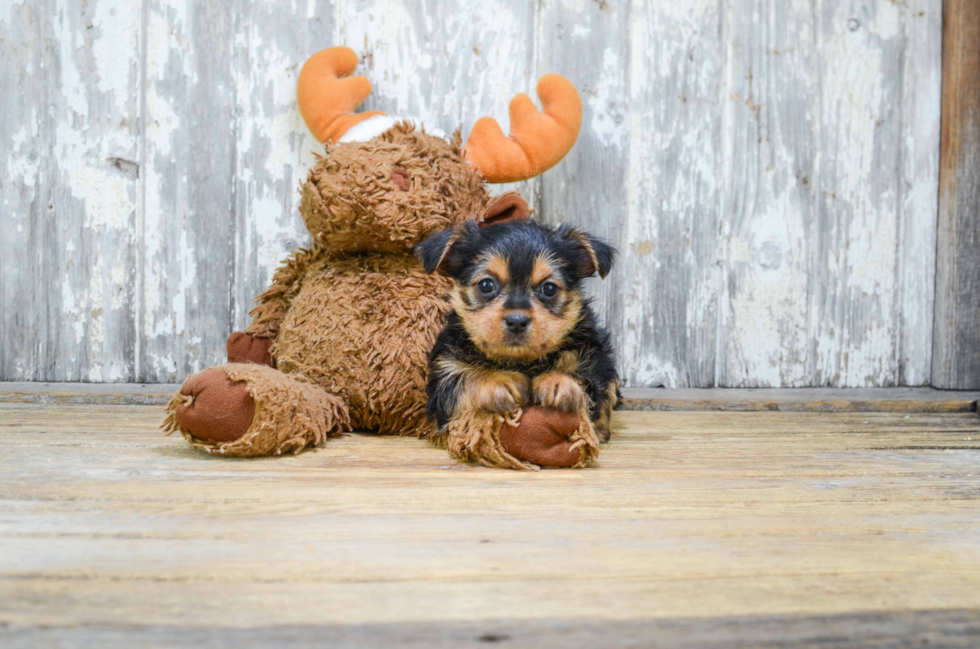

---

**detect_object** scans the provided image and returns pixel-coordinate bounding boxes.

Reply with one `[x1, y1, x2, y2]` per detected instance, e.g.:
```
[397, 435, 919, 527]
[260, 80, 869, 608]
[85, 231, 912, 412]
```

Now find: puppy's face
[417, 221, 614, 362]
[451, 245, 580, 361]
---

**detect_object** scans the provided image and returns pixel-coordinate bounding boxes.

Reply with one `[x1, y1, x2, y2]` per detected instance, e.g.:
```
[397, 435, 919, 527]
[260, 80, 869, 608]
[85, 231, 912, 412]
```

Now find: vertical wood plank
[716, 0, 818, 387]
[808, 0, 917, 387]
[809, 0, 902, 386]
[0, 1, 46, 380]
[932, 0, 980, 389]
[230, 0, 334, 331]
[625, 0, 723, 387]
[333, 0, 540, 205]
[139, 0, 240, 382]
[0, 0, 140, 382]
[535, 0, 629, 363]
[897, 0, 941, 386]
[718, 0, 938, 388]
[806, 0, 886, 386]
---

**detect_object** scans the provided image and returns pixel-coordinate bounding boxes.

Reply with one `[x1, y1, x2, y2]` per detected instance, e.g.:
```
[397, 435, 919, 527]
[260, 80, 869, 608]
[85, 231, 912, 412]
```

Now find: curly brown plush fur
[245, 246, 323, 340]
[301, 123, 488, 253]
[272, 249, 453, 435]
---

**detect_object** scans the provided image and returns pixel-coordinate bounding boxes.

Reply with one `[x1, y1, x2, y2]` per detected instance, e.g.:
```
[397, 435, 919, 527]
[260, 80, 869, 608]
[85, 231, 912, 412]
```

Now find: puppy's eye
[477, 278, 497, 295]
[540, 281, 559, 298]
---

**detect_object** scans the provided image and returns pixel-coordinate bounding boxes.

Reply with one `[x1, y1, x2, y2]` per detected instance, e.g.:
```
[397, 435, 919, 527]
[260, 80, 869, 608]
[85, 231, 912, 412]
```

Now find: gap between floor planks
[0, 382, 978, 412]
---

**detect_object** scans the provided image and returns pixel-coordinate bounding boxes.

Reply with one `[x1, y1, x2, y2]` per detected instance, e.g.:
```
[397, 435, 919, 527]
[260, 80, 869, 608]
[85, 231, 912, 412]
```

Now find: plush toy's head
[295, 47, 583, 253]
[300, 124, 487, 253]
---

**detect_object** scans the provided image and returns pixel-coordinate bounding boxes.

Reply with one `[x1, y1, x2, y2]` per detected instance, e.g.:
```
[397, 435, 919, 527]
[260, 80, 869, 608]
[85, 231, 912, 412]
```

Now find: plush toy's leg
[439, 405, 600, 470]
[162, 363, 349, 457]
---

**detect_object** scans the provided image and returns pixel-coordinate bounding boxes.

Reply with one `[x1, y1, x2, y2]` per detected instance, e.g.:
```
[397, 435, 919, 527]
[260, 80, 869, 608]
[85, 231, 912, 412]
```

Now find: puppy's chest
[462, 347, 581, 379]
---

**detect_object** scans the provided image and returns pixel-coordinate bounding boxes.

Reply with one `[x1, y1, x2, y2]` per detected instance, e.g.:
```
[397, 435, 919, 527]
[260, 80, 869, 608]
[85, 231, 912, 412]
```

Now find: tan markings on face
[455, 286, 583, 362]
[451, 283, 477, 310]
[455, 293, 510, 353]
[531, 254, 557, 286]
[485, 255, 510, 283]
[532, 372, 586, 412]
[594, 378, 620, 442]
[522, 292, 582, 358]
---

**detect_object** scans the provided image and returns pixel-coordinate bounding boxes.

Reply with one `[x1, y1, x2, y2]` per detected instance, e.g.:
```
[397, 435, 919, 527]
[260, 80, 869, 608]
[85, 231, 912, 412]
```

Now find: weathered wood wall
[933, 0, 980, 390]
[0, 0, 949, 387]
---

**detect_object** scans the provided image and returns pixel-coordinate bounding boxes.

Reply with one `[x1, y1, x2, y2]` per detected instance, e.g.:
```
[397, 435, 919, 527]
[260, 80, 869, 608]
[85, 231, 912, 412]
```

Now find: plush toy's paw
[531, 372, 585, 412]
[163, 364, 350, 457]
[227, 331, 275, 367]
[442, 404, 599, 470]
[499, 406, 584, 467]
[466, 371, 530, 414]
[173, 368, 255, 443]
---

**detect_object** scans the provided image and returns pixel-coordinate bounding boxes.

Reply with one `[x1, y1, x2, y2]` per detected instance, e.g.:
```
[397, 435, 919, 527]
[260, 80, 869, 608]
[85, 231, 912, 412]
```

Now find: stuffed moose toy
[164, 46, 603, 469]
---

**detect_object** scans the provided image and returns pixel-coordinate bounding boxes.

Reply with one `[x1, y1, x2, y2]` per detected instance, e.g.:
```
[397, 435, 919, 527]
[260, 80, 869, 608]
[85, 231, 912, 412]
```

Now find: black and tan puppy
[416, 219, 619, 442]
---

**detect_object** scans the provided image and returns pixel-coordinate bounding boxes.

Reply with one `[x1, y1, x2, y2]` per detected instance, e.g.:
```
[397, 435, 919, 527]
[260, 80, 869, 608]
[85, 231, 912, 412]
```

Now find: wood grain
[1, 402, 978, 645]
[623, 0, 722, 388]
[807, 0, 920, 388]
[933, 0, 980, 389]
[898, 0, 943, 386]
[2, 383, 977, 412]
[0, 1, 953, 387]
[0, 0, 141, 382]
[716, 0, 816, 388]
[5, 609, 980, 649]
[717, 0, 941, 388]
[619, 386, 980, 413]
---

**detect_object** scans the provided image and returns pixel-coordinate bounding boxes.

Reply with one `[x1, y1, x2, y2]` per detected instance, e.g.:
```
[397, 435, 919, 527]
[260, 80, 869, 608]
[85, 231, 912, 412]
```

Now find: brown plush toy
[163, 46, 596, 469]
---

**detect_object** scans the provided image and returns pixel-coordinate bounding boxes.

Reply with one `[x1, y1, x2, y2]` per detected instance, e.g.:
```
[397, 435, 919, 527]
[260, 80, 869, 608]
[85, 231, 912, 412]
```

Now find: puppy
[415, 219, 620, 441]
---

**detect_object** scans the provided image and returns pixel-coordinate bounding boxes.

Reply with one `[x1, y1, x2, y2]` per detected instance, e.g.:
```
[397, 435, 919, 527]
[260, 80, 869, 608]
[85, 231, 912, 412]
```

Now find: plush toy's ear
[559, 225, 615, 279]
[480, 192, 532, 227]
[415, 221, 479, 275]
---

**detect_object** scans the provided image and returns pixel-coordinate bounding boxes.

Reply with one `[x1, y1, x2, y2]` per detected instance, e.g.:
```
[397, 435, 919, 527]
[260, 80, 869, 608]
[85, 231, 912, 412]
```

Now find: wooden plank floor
[1, 397, 979, 647]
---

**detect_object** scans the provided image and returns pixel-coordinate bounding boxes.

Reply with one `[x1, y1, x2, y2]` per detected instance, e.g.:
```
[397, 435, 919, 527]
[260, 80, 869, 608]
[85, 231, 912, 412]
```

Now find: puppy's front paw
[532, 373, 585, 412]
[467, 371, 530, 414]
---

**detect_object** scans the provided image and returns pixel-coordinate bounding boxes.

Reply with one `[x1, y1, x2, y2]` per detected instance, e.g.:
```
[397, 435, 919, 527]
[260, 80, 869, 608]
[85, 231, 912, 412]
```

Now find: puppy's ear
[415, 221, 479, 275]
[560, 225, 615, 279]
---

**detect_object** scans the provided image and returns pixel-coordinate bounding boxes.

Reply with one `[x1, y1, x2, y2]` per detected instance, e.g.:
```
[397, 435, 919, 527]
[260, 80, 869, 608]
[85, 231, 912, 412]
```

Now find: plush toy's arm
[244, 246, 322, 339]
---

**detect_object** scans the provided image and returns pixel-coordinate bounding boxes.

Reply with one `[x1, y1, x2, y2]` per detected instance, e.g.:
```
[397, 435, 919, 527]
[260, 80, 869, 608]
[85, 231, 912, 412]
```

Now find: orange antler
[463, 74, 582, 183]
[297, 46, 384, 143]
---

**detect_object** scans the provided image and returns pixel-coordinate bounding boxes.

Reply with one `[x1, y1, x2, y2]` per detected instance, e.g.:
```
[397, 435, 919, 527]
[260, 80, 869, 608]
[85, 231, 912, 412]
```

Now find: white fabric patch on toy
[339, 114, 446, 143]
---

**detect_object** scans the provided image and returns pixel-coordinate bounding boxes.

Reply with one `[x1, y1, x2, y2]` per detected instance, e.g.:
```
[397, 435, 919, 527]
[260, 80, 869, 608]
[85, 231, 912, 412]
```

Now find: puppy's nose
[504, 313, 531, 334]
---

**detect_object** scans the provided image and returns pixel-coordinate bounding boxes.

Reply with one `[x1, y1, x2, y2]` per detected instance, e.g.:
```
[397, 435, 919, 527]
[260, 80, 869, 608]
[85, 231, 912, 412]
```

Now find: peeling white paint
[0, 0, 27, 27]
[588, 48, 627, 147]
[91, 0, 139, 101]
[0, 0, 944, 386]
[5, 125, 39, 191]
